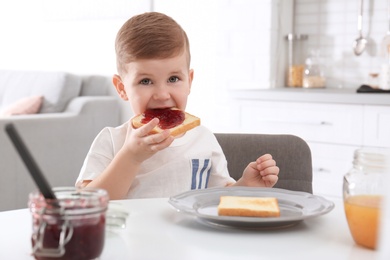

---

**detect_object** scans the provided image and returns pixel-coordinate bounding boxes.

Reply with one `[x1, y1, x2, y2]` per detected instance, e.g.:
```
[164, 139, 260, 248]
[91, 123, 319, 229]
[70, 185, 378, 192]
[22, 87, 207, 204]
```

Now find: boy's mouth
[147, 106, 177, 111]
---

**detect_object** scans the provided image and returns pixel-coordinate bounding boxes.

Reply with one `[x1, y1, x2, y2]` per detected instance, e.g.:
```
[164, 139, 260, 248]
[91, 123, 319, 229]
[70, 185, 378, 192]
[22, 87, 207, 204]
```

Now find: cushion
[0, 95, 43, 116]
[80, 75, 112, 96]
[0, 70, 82, 113]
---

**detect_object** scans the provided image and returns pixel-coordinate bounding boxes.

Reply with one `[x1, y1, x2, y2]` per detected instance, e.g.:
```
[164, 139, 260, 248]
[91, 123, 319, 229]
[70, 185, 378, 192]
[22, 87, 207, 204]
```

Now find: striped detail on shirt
[191, 159, 211, 190]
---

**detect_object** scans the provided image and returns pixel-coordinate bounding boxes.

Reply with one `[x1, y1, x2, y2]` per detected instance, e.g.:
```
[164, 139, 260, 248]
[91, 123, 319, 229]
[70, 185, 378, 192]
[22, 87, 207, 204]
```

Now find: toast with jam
[132, 108, 200, 136]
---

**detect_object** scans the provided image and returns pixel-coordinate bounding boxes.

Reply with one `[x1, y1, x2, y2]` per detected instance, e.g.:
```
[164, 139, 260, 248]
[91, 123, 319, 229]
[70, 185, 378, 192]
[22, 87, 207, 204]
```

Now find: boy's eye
[168, 76, 179, 83]
[140, 78, 152, 85]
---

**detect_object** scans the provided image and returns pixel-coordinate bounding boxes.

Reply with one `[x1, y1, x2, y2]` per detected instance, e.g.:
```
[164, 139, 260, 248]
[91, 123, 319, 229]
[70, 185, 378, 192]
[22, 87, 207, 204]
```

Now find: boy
[76, 12, 279, 199]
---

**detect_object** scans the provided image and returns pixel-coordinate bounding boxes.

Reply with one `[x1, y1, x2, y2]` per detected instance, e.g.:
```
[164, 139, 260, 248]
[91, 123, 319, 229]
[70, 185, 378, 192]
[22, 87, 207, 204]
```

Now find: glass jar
[380, 45, 390, 90]
[29, 187, 109, 260]
[286, 33, 308, 87]
[343, 148, 390, 250]
[302, 50, 326, 88]
[368, 73, 380, 89]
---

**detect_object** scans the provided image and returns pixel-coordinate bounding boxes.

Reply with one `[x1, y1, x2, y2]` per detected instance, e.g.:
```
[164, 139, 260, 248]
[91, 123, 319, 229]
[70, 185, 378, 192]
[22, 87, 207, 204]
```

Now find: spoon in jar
[353, 0, 367, 56]
[5, 123, 57, 201]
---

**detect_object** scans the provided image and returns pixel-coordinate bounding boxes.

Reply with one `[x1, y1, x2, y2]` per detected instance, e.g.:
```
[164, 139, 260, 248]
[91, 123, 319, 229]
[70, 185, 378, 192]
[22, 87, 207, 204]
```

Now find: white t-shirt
[76, 123, 236, 198]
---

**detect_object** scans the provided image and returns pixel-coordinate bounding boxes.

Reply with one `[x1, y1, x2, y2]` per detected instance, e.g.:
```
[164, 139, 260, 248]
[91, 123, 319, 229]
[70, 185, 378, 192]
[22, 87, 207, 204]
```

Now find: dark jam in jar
[141, 108, 185, 129]
[29, 188, 108, 260]
[31, 212, 105, 260]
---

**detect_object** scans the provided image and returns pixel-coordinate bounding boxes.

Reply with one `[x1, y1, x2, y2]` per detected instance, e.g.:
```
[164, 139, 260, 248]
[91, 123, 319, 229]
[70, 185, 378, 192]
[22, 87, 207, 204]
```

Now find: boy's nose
[153, 85, 170, 100]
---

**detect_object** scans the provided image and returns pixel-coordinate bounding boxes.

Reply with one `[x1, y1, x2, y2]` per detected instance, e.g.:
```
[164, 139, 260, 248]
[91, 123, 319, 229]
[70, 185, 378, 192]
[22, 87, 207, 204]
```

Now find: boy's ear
[112, 74, 128, 100]
[188, 69, 194, 93]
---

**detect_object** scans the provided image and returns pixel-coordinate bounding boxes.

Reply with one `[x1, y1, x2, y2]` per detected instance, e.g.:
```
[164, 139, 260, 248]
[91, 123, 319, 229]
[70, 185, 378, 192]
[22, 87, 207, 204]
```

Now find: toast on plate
[217, 196, 280, 217]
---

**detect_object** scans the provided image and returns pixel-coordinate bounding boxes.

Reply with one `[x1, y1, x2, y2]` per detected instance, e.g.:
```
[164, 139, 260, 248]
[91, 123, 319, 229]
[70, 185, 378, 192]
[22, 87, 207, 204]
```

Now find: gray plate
[169, 187, 335, 229]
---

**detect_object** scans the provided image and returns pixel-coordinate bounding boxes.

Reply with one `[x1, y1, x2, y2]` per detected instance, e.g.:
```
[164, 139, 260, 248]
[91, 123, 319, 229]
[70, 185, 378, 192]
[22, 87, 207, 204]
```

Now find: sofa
[0, 70, 121, 211]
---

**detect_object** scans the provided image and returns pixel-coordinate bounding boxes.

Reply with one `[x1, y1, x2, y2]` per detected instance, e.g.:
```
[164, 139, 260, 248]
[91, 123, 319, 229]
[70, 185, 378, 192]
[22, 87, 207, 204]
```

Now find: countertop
[231, 87, 390, 106]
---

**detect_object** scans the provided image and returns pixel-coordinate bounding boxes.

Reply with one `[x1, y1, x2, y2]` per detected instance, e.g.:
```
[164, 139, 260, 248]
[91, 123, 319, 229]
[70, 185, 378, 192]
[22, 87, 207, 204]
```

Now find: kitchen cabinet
[240, 101, 363, 145]
[363, 105, 390, 147]
[231, 91, 390, 198]
[309, 143, 358, 199]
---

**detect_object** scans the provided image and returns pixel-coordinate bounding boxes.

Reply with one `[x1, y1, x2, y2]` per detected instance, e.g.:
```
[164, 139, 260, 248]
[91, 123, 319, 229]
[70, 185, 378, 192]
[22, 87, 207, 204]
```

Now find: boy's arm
[82, 118, 174, 199]
[82, 149, 141, 199]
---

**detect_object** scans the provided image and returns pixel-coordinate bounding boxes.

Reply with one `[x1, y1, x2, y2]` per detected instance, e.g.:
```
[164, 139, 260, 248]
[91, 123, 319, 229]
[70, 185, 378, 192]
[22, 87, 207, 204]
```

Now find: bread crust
[132, 108, 200, 136]
[218, 196, 280, 217]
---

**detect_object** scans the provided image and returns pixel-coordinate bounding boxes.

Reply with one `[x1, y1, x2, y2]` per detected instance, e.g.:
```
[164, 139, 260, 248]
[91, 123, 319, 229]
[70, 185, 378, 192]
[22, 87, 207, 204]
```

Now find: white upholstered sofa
[0, 70, 121, 211]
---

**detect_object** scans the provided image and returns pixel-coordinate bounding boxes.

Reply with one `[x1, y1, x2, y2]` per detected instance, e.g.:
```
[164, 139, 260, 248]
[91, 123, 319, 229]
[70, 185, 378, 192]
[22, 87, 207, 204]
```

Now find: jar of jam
[343, 147, 390, 249]
[29, 187, 109, 260]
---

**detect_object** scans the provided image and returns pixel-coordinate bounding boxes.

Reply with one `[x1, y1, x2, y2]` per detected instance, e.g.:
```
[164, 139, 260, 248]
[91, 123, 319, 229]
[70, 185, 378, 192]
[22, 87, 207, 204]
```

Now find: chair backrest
[214, 133, 313, 193]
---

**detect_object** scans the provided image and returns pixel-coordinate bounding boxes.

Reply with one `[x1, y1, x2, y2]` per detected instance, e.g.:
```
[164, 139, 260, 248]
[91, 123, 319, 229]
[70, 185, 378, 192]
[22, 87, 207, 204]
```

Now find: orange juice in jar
[343, 147, 390, 250]
[344, 195, 382, 249]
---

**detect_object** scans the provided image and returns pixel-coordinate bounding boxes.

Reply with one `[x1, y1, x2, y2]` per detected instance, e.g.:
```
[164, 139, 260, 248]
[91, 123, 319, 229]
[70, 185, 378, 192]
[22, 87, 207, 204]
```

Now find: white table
[0, 197, 378, 260]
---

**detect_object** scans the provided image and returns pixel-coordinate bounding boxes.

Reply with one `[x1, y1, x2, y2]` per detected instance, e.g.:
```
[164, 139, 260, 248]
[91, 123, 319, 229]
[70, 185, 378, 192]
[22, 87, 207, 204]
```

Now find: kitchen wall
[0, 0, 151, 75]
[153, 0, 292, 130]
[0, 0, 387, 127]
[294, 0, 389, 88]
[0, 0, 152, 123]
[0, 0, 291, 127]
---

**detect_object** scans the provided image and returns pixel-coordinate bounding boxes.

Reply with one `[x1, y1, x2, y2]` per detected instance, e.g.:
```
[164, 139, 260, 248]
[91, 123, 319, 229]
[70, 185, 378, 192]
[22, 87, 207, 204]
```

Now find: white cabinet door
[363, 105, 390, 148]
[240, 101, 364, 145]
[309, 142, 359, 198]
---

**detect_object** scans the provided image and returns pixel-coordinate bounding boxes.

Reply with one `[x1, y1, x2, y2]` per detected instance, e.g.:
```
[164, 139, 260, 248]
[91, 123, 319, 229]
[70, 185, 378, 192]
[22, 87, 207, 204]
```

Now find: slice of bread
[217, 196, 280, 217]
[132, 108, 200, 137]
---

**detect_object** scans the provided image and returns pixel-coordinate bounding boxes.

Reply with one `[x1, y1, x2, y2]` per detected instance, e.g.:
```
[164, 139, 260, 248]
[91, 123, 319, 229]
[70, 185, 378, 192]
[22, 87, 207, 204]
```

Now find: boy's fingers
[257, 154, 272, 163]
[137, 118, 159, 137]
[257, 159, 276, 171]
[145, 130, 171, 144]
[150, 135, 174, 151]
[260, 166, 280, 176]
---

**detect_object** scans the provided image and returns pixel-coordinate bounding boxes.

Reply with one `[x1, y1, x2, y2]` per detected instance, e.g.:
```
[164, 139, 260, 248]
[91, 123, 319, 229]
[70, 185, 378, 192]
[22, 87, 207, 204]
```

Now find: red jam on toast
[141, 108, 185, 129]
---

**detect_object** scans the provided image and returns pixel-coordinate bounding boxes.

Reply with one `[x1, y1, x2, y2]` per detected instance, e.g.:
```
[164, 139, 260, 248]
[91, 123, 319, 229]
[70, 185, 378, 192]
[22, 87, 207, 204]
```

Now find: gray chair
[214, 133, 313, 194]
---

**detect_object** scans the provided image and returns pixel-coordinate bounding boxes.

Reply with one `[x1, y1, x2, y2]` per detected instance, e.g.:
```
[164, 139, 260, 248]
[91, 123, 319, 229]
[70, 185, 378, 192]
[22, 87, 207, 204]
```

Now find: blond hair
[115, 12, 191, 74]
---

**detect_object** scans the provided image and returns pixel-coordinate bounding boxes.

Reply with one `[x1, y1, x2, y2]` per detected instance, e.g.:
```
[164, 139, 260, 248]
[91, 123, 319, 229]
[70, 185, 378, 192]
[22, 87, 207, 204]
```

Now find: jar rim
[353, 147, 390, 169]
[29, 187, 109, 216]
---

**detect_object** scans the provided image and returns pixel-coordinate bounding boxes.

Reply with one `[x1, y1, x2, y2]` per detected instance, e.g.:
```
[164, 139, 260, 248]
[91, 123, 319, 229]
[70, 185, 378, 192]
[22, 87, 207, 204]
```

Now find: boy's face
[113, 51, 193, 116]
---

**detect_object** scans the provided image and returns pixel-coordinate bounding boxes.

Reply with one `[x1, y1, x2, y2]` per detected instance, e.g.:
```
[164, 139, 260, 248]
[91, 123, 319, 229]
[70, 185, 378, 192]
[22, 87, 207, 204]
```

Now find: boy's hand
[122, 118, 174, 163]
[236, 154, 279, 187]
